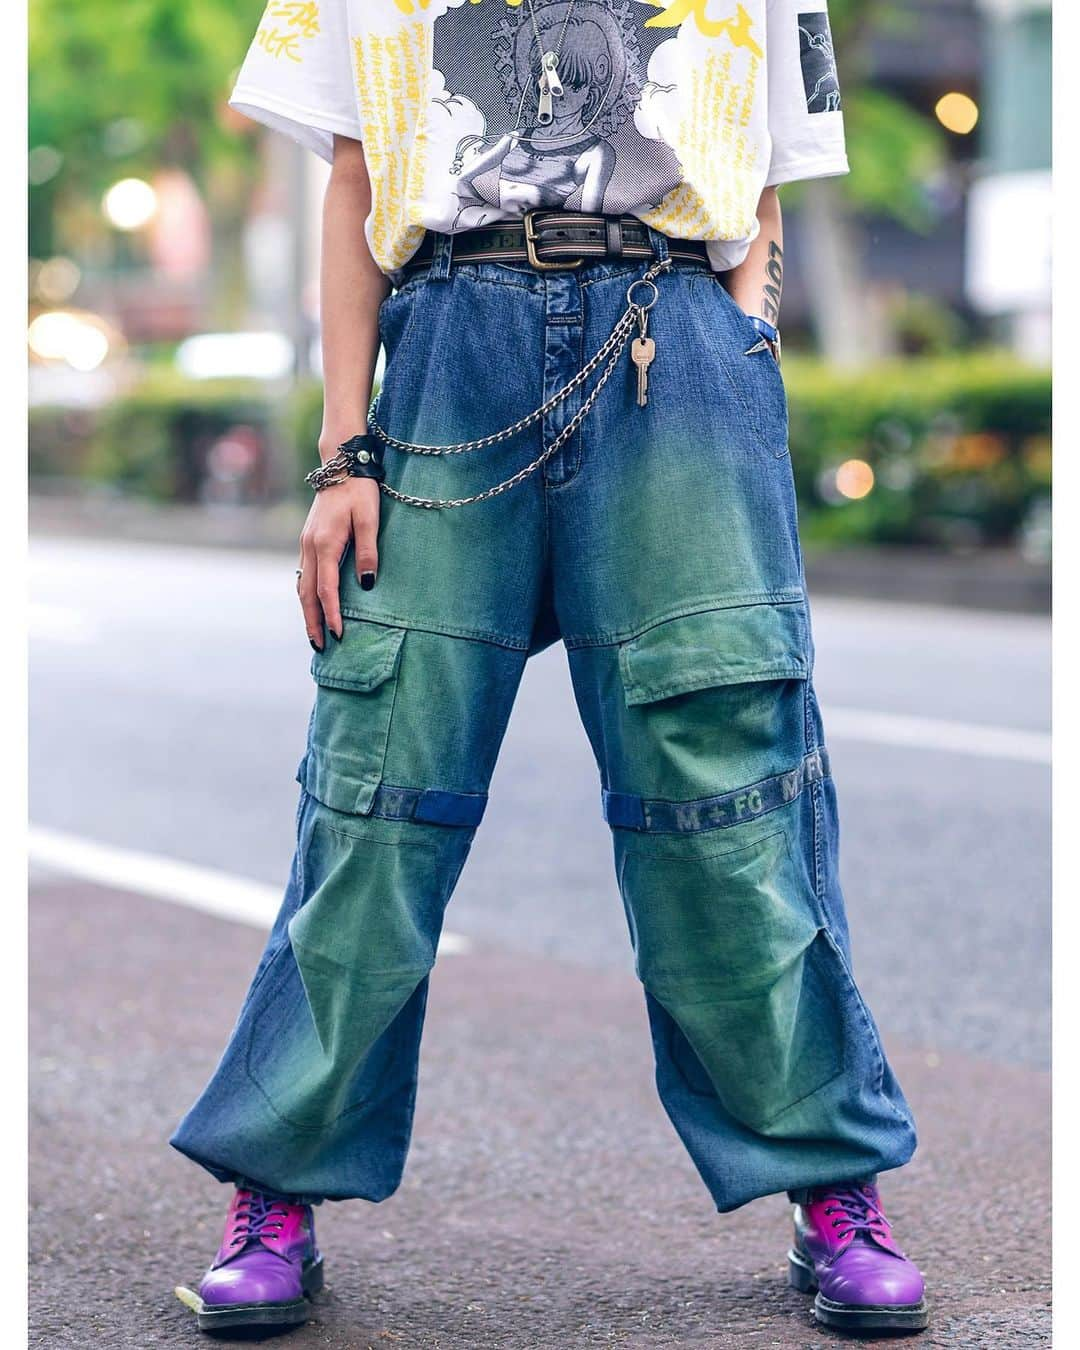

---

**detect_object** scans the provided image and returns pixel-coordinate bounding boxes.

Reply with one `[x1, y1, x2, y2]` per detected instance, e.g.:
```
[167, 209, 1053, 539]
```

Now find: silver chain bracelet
[305, 449, 354, 492]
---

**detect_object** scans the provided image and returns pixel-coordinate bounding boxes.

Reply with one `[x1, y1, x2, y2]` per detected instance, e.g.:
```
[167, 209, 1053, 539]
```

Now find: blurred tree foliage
[784, 1, 949, 365]
[29, 0, 266, 257]
[825, 0, 945, 227]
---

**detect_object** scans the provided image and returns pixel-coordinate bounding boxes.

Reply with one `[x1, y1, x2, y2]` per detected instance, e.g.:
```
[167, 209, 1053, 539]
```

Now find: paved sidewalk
[30, 878, 1050, 1348]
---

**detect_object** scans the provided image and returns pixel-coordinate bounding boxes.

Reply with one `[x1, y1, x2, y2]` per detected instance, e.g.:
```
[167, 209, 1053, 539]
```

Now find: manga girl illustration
[442, 1, 681, 225]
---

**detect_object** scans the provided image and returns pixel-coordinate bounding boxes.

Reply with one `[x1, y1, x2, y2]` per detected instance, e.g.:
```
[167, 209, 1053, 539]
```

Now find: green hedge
[30, 351, 1050, 548]
[287, 378, 328, 493]
[782, 351, 1051, 549]
[29, 405, 99, 482]
[85, 372, 281, 502]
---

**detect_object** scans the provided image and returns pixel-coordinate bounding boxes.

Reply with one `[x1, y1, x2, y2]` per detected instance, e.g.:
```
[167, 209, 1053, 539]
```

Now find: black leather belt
[401, 209, 711, 274]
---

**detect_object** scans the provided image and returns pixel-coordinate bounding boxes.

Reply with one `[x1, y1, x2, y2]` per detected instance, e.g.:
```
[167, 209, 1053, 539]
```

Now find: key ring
[626, 276, 659, 311]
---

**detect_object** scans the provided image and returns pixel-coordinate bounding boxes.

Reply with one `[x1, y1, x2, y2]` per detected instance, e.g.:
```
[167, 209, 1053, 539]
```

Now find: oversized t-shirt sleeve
[228, 0, 362, 163]
[764, 1, 850, 188]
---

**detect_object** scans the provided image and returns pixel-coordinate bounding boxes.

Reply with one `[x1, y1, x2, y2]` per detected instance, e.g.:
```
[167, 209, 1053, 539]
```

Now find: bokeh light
[35, 257, 82, 305]
[103, 118, 149, 158]
[935, 92, 979, 135]
[175, 331, 294, 380]
[28, 145, 63, 186]
[28, 312, 111, 371]
[102, 177, 159, 231]
[835, 459, 876, 500]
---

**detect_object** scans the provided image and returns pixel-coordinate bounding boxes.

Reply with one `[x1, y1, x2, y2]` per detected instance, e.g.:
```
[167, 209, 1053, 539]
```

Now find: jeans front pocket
[376, 274, 429, 388]
[692, 273, 790, 457]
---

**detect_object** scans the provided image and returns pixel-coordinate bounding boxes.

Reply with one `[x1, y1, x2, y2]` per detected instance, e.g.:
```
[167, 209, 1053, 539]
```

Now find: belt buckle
[523, 209, 584, 271]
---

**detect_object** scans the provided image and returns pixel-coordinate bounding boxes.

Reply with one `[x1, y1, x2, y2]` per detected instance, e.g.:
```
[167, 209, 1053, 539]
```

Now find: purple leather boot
[788, 1181, 929, 1332]
[194, 1188, 324, 1332]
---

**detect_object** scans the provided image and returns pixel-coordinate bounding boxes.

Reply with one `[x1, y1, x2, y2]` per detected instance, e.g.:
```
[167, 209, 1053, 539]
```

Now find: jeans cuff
[232, 1175, 326, 1207]
[786, 1172, 878, 1205]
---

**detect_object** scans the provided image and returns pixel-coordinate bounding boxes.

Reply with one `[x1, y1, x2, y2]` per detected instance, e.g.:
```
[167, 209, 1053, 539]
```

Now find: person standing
[171, 0, 929, 1336]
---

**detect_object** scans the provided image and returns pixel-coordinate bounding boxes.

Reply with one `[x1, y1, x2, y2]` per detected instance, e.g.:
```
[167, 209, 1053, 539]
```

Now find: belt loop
[645, 224, 671, 265]
[429, 230, 455, 282]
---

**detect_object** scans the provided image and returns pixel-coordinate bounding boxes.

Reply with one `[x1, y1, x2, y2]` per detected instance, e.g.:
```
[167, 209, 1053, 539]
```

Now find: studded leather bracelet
[304, 433, 386, 491]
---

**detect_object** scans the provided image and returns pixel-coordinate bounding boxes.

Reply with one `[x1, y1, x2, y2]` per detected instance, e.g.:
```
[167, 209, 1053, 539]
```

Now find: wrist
[306, 433, 385, 492]
[746, 315, 781, 365]
[318, 424, 368, 462]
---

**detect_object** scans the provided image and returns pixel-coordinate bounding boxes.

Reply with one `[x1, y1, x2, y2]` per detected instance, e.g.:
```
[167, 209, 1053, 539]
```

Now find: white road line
[27, 826, 472, 955]
[828, 707, 1051, 764]
[28, 603, 98, 644]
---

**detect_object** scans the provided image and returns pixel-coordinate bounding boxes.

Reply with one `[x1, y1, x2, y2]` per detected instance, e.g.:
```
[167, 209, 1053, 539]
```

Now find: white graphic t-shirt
[230, 1, 849, 279]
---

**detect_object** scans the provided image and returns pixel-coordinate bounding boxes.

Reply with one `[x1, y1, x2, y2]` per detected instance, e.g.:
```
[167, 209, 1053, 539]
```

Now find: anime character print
[439, 1, 684, 224]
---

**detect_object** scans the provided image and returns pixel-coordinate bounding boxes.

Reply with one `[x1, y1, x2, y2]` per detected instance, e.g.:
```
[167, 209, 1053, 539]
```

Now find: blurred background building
[966, 0, 1052, 357]
[27, 0, 1051, 570]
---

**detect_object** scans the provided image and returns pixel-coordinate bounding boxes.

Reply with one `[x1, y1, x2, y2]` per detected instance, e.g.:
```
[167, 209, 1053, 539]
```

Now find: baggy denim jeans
[170, 226, 917, 1210]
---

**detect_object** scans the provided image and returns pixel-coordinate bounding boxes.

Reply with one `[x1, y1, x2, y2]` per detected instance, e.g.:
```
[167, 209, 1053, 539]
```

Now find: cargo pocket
[297, 618, 406, 817]
[621, 830, 846, 1131]
[609, 599, 812, 820]
[612, 599, 842, 1129]
[619, 599, 808, 707]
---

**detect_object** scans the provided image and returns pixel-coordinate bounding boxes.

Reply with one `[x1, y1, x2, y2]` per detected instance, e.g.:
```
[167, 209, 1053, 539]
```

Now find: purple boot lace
[818, 1184, 891, 1244]
[228, 1191, 292, 1252]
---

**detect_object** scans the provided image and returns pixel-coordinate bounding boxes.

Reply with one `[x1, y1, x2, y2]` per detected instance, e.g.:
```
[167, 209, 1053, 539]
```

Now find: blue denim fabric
[170, 228, 917, 1210]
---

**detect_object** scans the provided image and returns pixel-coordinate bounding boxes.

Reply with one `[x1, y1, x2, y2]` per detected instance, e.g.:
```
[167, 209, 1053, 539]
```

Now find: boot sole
[788, 1247, 929, 1334]
[195, 1256, 324, 1333]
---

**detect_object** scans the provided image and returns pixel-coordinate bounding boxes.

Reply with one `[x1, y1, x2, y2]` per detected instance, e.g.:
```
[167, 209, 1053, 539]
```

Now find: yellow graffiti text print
[387, 0, 761, 49]
[640, 46, 761, 243]
[256, 2, 321, 62]
[644, 1, 763, 55]
[352, 23, 431, 270]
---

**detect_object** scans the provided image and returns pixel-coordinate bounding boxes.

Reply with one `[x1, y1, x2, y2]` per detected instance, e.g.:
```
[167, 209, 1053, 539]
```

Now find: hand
[297, 476, 380, 650]
[745, 314, 781, 366]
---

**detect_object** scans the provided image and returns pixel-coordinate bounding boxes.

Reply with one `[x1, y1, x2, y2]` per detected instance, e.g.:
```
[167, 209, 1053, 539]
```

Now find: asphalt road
[29, 536, 1051, 1347]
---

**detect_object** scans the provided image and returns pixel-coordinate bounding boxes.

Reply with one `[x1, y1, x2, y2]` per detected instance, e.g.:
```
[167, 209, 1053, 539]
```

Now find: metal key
[632, 336, 656, 407]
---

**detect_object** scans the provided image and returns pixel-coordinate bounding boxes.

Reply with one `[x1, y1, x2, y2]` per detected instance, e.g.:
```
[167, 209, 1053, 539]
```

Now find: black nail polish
[309, 638, 321, 653]
[360, 571, 377, 591]
[331, 627, 343, 642]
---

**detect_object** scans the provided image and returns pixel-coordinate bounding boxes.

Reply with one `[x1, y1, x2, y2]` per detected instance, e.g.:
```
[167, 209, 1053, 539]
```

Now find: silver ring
[626, 277, 659, 310]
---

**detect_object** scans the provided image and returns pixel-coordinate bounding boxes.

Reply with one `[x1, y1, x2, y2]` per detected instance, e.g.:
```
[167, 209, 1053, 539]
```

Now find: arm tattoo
[760, 239, 784, 325]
